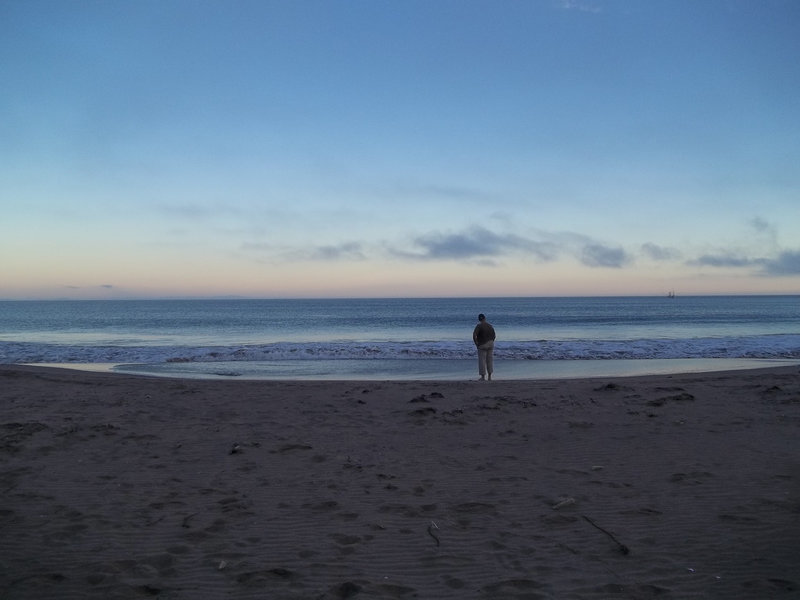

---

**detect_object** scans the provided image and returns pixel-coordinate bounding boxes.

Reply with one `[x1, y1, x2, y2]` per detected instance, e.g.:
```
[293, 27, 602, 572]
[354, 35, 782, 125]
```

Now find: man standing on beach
[472, 313, 496, 381]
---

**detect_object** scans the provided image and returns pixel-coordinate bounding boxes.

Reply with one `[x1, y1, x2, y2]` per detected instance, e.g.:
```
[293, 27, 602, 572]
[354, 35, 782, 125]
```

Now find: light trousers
[477, 340, 494, 377]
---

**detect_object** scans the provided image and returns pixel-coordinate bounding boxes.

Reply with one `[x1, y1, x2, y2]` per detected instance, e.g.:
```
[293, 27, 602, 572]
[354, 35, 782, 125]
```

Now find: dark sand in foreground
[1, 364, 799, 599]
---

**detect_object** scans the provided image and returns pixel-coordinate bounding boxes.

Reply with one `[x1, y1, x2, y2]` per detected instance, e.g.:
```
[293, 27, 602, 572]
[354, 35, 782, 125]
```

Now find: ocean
[1, 296, 799, 380]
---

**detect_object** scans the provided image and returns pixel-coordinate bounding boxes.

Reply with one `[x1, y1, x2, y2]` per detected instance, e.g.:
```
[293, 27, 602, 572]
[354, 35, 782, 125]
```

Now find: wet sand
[1, 364, 798, 599]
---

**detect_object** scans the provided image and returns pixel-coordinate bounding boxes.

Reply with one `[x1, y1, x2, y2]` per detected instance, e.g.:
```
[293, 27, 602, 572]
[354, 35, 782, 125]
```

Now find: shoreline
[2, 363, 798, 598]
[21, 356, 800, 381]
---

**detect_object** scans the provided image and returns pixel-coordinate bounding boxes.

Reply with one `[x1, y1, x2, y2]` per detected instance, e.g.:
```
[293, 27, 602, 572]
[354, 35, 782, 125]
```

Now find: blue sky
[2, 0, 799, 299]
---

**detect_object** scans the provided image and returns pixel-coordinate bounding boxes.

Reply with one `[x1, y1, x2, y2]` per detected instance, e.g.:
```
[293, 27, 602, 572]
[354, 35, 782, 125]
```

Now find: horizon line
[1, 292, 798, 302]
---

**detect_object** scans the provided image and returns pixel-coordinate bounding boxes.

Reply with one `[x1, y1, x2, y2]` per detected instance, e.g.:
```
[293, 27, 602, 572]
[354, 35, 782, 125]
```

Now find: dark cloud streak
[242, 241, 366, 262]
[759, 250, 800, 275]
[401, 227, 558, 263]
[688, 248, 800, 276]
[689, 254, 757, 268]
[308, 242, 365, 261]
[581, 244, 630, 268]
[641, 242, 681, 261]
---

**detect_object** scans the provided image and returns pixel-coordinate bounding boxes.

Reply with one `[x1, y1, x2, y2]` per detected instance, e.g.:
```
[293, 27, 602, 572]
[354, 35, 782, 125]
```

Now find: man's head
[478, 314, 485, 321]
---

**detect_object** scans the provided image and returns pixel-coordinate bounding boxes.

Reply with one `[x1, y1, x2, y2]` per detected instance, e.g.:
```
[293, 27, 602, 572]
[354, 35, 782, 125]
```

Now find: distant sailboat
[667, 290, 676, 298]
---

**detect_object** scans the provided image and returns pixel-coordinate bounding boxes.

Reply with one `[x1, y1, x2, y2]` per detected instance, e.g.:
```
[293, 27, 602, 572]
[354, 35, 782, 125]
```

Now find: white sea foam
[3, 334, 799, 365]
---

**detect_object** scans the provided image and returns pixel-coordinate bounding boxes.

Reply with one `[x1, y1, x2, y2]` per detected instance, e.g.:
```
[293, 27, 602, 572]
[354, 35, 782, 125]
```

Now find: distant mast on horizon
[667, 290, 676, 298]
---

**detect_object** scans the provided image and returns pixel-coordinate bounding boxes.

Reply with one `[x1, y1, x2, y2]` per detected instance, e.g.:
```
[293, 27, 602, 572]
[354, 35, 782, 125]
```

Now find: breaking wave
[3, 334, 800, 365]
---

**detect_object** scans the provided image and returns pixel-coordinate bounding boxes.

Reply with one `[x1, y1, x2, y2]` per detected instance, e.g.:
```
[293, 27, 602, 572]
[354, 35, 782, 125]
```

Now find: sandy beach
[1, 364, 798, 599]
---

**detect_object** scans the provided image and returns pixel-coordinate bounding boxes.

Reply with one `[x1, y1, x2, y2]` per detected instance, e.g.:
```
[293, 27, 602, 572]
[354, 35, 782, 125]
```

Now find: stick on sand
[583, 515, 630, 555]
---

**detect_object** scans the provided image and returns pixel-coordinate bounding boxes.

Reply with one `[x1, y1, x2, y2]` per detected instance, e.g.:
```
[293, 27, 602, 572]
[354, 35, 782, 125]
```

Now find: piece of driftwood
[427, 521, 440, 547]
[582, 515, 630, 555]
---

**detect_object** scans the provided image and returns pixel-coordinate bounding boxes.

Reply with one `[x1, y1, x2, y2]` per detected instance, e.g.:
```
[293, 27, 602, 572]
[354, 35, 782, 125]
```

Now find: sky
[1, 0, 799, 299]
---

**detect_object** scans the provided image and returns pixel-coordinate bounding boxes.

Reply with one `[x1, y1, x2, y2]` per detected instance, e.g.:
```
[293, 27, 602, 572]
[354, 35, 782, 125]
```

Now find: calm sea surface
[1, 296, 799, 379]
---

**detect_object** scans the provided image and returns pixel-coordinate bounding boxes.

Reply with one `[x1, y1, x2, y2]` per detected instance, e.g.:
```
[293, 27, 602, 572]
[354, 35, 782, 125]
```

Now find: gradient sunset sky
[2, 0, 799, 299]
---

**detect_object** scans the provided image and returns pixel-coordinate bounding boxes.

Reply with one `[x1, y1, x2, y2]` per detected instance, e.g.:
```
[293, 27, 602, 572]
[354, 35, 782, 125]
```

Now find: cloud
[412, 229, 505, 259]
[307, 242, 365, 261]
[157, 203, 221, 219]
[558, 0, 602, 13]
[748, 217, 780, 253]
[581, 244, 630, 268]
[641, 242, 681, 261]
[408, 183, 490, 201]
[238, 223, 797, 282]
[686, 246, 800, 276]
[749, 217, 775, 235]
[243, 241, 366, 262]
[381, 181, 494, 204]
[399, 227, 558, 263]
[680, 218, 800, 276]
[759, 250, 800, 275]
[689, 254, 757, 268]
[403, 228, 638, 270]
